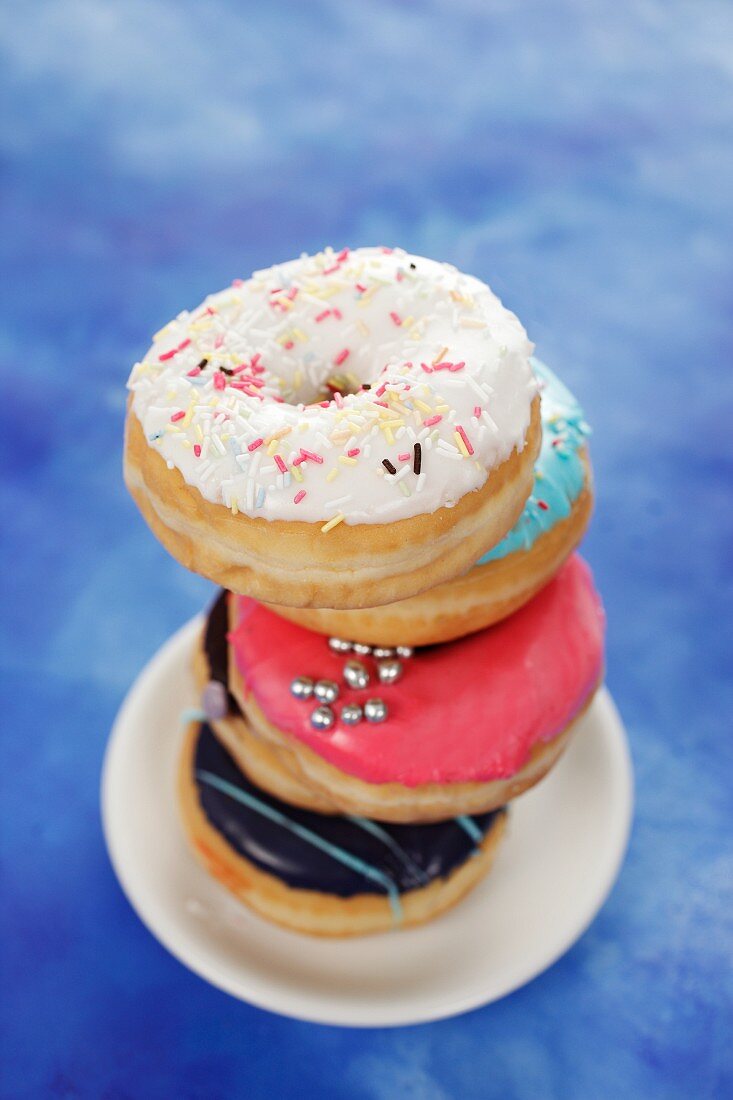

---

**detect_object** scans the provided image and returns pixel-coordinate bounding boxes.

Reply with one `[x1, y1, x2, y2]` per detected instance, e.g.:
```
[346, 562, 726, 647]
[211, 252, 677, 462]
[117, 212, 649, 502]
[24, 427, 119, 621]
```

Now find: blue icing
[478, 359, 590, 564]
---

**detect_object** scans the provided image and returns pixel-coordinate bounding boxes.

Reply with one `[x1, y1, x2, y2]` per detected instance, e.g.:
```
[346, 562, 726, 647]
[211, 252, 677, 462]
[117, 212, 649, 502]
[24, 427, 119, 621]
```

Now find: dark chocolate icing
[203, 589, 237, 711]
[194, 722, 505, 898]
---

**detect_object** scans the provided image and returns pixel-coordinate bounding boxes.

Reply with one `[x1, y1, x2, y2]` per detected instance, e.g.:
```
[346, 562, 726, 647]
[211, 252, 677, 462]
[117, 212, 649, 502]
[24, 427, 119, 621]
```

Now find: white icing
[128, 247, 536, 525]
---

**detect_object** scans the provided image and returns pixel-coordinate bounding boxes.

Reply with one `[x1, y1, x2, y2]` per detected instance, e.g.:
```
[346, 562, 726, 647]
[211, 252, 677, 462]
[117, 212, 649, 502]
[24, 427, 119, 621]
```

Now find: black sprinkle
[196, 358, 208, 370]
[220, 366, 234, 376]
[362, 383, 371, 391]
[413, 442, 422, 475]
[382, 459, 397, 475]
[409, 262, 416, 270]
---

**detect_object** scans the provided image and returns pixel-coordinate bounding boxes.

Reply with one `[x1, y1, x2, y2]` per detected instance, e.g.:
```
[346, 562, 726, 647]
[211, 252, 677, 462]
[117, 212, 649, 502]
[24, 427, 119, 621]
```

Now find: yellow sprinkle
[436, 404, 450, 413]
[432, 346, 449, 365]
[399, 481, 411, 497]
[326, 467, 339, 482]
[195, 425, 204, 442]
[383, 427, 394, 445]
[402, 315, 414, 329]
[339, 456, 358, 466]
[414, 399, 433, 414]
[356, 320, 370, 337]
[153, 324, 172, 341]
[321, 513, 345, 533]
[231, 499, 239, 516]
[459, 317, 486, 329]
[454, 430, 470, 458]
[299, 421, 309, 432]
[292, 328, 308, 342]
[291, 465, 304, 483]
[181, 407, 194, 428]
[267, 439, 279, 456]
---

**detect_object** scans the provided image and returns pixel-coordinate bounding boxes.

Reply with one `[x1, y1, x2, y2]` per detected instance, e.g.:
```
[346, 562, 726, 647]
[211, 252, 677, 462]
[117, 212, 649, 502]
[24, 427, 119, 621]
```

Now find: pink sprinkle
[315, 310, 331, 323]
[213, 372, 226, 391]
[300, 448, 324, 464]
[292, 455, 305, 466]
[293, 490, 306, 504]
[373, 400, 389, 409]
[323, 264, 340, 275]
[269, 287, 282, 295]
[375, 383, 387, 397]
[193, 444, 202, 457]
[286, 287, 299, 300]
[355, 283, 368, 293]
[283, 340, 295, 350]
[398, 452, 410, 462]
[187, 366, 202, 377]
[274, 455, 288, 474]
[158, 348, 176, 362]
[333, 392, 344, 408]
[347, 448, 360, 457]
[423, 414, 442, 427]
[537, 500, 549, 511]
[381, 246, 394, 254]
[318, 400, 330, 408]
[170, 410, 186, 422]
[247, 437, 264, 452]
[432, 361, 452, 371]
[420, 362, 433, 373]
[456, 425, 475, 455]
[389, 312, 402, 326]
[232, 278, 244, 287]
[214, 335, 224, 349]
[337, 248, 350, 262]
[449, 361, 466, 372]
[251, 353, 262, 370]
[334, 348, 350, 366]
[332, 308, 343, 320]
[473, 405, 482, 418]
[178, 338, 191, 352]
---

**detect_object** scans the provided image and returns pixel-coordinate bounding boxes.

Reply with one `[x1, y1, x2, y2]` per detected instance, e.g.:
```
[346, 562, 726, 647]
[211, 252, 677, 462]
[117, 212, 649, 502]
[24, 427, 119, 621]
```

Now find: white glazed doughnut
[125, 246, 540, 608]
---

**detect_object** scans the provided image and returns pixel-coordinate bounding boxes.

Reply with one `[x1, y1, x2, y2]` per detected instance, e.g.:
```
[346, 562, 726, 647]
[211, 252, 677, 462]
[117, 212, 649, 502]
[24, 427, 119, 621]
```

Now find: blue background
[2, 1, 732, 1096]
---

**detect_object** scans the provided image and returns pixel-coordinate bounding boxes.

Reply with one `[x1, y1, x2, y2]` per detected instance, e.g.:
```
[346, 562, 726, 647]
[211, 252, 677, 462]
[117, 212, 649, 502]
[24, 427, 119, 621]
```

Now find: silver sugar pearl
[310, 705, 335, 730]
[202, 680, 228, 721]
[341, 703, 363, 725]
[377, 658, 403, 685]
[290, 676, 314, 700]
[328, 637, 352, 654]
[396, 645, 414, 659]
[372, 646, 395, 659]
[343, 659, 370, 690]
[314, 679, 340, 704]
[352, 642, 373, 656]
[364, 697, 389, 723]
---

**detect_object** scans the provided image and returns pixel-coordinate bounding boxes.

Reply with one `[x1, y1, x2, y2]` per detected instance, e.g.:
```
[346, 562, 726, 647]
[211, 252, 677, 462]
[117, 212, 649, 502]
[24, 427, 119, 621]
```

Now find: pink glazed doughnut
[223, 554, 605, 822]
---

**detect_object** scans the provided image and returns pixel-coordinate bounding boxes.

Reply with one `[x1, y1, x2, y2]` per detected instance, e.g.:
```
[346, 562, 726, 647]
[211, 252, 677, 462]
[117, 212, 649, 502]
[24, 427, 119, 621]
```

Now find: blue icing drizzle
[196, 766, 404, 921]
[478, 359, 590, 564]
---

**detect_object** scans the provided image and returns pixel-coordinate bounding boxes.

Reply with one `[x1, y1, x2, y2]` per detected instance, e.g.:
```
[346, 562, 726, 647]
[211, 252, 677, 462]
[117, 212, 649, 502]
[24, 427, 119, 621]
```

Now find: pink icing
[229, 554, 605, 787]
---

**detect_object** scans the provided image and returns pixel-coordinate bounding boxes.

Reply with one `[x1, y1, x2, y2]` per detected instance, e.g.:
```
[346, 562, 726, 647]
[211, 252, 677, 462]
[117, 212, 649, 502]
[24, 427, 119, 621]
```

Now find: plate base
[102, 617, 633, 1027]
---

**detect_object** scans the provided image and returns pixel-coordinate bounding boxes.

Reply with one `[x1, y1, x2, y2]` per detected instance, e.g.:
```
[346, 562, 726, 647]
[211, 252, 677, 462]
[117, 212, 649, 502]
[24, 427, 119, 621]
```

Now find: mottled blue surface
[1, 2, 732, 1097]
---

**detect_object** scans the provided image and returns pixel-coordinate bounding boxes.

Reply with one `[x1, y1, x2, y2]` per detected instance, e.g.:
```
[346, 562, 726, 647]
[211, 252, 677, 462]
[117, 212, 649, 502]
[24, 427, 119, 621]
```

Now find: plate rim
[101, 616, 634, 1028]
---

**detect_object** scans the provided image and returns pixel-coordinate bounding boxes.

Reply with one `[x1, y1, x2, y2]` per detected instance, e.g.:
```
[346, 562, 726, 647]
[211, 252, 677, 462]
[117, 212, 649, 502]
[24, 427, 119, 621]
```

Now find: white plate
[102, 616, 633, 1028]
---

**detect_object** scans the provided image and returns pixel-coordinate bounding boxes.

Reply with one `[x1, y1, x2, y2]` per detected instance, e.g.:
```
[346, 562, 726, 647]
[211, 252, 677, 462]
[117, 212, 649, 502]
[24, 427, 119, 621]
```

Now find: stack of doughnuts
[125, 246, 604, 937]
